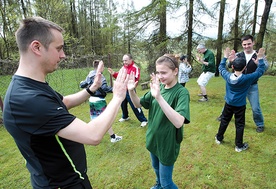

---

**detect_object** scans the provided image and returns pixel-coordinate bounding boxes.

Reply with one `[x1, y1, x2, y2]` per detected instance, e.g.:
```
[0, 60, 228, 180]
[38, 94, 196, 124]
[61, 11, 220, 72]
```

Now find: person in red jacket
[108, 54, 148, 127]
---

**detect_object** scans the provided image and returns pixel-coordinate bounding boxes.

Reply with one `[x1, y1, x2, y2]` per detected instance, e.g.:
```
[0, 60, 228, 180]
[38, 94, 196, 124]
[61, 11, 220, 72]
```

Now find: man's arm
[253, 48, 266, 75]
[63, 62, 104, 109]
[127, 72, 142, 108]
[132, 65, 141, 82]
[219, 48, 231, 78]
[255, 49, 269, 71]
[57, 68, 128, 145]
[108, 68, 118, 79]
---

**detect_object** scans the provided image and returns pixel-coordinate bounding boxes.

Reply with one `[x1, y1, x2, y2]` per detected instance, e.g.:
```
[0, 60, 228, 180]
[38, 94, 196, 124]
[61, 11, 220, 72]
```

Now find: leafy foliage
[0, 0, 275, 75]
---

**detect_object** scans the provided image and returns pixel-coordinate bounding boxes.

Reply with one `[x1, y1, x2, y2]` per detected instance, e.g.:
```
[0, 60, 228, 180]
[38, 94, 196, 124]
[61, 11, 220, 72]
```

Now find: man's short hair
[241, 34, 254, 42]
[15, 17, 64, 52]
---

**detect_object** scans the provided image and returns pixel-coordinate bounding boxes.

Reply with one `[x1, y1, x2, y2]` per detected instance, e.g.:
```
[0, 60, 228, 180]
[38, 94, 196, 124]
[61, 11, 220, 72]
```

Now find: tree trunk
[158, 0, 167, 56]
[0, 0, 10, 58]
[252, 0, 259, 37]
[255, 0, 273, 49]
[69, 0, 78, 38]
[215, 0, 226, 77]
[187, 0, 193, 64]
[20, 0, 27, 18]
[233, 0, 241, 52]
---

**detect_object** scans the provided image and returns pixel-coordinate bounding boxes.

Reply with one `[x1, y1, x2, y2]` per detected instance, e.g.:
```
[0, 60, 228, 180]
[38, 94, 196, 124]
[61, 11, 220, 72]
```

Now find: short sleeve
[12, 91, 75, 136]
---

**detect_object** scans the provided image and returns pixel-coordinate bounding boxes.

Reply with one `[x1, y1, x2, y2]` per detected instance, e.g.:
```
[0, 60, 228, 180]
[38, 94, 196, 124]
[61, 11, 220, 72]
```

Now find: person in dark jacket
[215, 47, 266, 152]
[217, 35, 268, 133]
[80, 61, 113, 93]
[80, 60, 122, 143]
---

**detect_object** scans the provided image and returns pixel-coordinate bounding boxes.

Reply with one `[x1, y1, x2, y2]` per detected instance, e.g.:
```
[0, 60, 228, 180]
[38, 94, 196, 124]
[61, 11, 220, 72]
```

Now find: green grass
[0, 75, 275, 189]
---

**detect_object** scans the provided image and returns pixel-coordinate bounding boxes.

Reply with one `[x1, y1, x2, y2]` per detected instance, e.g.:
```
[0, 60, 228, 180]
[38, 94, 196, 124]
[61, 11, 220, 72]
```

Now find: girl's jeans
[150, 153, 178, 189]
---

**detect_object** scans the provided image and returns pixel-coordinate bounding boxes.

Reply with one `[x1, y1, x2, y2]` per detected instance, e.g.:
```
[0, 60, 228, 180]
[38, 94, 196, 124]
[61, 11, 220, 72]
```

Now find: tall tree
[187, 0, 193, 64]
[69, 0, 78, 38]
[0, 0, 21, 58]
[252, 0, 258, 37]
[158, 0, 167, 56]
[0, 0, 10, 58]
[123, 1, 135, 54]
[255, 0, 273, 49]
[215, 0, 226, 76]
[233, 0, 241, 52]
[20, 0, 27, 18]
[125, 0, 169, 73]
[139, 0, 168, 57]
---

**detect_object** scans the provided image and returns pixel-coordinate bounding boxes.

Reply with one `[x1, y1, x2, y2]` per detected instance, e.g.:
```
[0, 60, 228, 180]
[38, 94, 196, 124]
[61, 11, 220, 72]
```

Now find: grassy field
[0, 75, 275, 189]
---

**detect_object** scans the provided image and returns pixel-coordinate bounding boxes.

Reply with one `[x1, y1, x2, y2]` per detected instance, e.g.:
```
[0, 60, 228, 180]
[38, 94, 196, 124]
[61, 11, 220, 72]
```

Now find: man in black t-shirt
[3, 17, 128, 189]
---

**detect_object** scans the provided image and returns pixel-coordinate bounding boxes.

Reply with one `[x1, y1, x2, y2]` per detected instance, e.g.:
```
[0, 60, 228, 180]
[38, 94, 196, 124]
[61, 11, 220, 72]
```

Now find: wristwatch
[86, 87, 95, 96]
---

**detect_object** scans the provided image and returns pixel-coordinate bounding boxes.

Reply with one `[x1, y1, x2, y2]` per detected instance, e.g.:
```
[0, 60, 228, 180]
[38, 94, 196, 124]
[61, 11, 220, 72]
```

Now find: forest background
[0, 0, 275, 97]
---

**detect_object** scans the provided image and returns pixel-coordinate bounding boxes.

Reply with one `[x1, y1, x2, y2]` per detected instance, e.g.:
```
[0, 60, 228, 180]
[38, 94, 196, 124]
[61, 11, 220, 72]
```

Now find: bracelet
[86, 87, 95, 96]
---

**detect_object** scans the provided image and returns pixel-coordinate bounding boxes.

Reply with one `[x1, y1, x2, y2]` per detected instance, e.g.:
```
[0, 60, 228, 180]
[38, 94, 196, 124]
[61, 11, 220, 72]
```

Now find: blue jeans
[150, 153, 178, 189]
[247, 84, 264, 127]
[121, 91, 147, 122]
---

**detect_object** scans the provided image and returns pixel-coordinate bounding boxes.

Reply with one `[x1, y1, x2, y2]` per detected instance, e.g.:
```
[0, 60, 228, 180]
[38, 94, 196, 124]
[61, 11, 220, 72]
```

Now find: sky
[119, 0, 275, 38]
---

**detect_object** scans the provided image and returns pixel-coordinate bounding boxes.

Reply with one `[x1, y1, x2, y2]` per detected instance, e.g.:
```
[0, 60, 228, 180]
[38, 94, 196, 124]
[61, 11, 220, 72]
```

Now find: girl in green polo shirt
[128, 54, 190, 189]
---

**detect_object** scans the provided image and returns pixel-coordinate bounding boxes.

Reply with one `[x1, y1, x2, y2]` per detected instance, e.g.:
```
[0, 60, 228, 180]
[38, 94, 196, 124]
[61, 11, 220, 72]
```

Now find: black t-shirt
[236, 52, 257, 74]
[3, 75, 88, 189]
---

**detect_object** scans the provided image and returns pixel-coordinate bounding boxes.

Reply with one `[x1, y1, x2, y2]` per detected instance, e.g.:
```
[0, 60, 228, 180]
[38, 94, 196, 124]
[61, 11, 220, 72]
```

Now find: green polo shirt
[140, 83, 190, 165]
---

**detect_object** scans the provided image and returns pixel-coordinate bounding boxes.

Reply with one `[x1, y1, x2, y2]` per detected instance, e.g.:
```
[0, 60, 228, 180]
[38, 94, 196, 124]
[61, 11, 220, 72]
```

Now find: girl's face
[156, 63, 178, 88]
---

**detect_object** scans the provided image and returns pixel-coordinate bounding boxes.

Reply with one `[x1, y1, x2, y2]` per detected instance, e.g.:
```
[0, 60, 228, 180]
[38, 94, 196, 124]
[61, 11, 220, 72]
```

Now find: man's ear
[30, 40, 41, 55]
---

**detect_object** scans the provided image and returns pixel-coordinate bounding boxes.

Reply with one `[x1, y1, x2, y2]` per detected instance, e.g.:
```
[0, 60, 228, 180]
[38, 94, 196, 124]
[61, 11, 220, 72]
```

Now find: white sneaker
[118, 117, 130, 122]
[140, 121, 147, 127]
[198, 97, 208, 102]
[235, 143, 248, 152]
[215, 136, 222, 144]
[110, 134, 122, 143]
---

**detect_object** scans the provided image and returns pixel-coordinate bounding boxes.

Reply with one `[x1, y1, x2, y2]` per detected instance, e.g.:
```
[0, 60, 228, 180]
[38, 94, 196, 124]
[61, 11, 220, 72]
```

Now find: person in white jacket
[178, 55, 192, 87]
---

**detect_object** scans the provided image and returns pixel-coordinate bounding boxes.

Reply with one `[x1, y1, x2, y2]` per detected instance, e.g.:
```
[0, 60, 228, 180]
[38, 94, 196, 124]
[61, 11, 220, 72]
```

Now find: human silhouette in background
[80, 60, 122, 143]
[108, 54, 148, 127]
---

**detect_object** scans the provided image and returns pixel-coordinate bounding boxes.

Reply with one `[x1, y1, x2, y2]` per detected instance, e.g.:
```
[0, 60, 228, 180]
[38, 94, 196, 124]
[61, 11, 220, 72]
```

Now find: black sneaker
[256, 126, 264, 133]
[235, 143, 249, 152]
